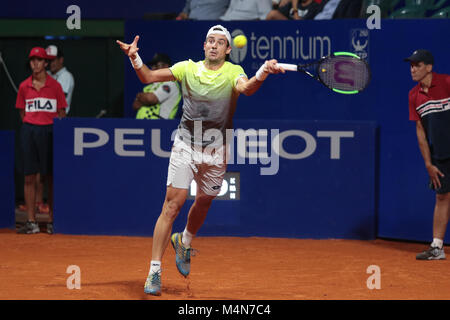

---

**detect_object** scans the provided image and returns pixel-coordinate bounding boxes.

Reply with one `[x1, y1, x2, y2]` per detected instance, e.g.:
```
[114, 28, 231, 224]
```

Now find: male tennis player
[117, 25, 284, 295]
[405, 49, 450, 260]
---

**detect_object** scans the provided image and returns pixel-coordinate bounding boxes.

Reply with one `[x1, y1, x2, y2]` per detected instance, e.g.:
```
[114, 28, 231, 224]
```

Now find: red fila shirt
[409, 72, 450, 159]
[16, 74, 67, 125]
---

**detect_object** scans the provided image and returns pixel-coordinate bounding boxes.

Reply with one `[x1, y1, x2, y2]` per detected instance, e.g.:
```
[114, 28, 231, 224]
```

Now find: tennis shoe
[171, 232, 196, 277]
[144, 270, 162, 296]
[416, 246, 446, 260]
[17, 221, 40, 234]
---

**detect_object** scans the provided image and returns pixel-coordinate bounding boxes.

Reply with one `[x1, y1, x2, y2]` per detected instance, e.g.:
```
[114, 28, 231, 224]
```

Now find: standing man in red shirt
[406, 49, 450, 260]
[16, 47, 67, 234]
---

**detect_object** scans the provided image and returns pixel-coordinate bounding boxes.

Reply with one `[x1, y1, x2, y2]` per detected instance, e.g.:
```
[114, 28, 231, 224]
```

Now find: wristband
[129, 53, 143, 69]
[255, 62, 269, 81]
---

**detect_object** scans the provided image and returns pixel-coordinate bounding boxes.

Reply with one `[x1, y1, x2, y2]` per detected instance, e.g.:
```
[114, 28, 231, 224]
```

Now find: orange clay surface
[0, 228, 449, 300]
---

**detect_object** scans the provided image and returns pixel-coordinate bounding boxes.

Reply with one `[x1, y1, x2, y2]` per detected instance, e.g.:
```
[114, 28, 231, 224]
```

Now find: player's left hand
[116, 35, 140, 59]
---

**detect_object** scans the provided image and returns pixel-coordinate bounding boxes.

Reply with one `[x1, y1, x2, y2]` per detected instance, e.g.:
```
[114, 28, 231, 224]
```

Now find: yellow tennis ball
[233, 35, 247, 48]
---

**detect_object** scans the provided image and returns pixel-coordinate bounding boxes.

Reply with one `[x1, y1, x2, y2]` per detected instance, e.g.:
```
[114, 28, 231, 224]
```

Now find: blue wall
[0, 131, 15, 229]
[54, 118, 376, 239]
[121, 19, 450, 242]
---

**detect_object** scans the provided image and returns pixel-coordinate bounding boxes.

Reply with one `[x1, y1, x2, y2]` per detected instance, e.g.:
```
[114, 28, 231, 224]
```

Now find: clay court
[1, 228, 448, 300]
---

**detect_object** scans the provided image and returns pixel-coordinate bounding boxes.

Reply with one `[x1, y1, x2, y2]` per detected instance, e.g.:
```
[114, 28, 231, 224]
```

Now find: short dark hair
[147, 53, 172, 67]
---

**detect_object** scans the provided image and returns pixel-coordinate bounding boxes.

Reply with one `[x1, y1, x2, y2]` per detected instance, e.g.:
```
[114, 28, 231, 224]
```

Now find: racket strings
[318, 56, 370, 92]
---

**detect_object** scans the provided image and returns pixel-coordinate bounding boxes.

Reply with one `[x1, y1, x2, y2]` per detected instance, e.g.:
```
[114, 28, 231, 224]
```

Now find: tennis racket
[277, 52, 371, 94]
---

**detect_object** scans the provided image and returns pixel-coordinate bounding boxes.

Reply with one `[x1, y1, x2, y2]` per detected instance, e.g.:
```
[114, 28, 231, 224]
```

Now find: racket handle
[276, 63, 298, 72]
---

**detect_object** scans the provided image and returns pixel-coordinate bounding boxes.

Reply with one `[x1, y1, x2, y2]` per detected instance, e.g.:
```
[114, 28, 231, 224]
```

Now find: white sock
[150, 260, 161, 274]
[182, 228, 194, 247]
[431, 238, 443, 249]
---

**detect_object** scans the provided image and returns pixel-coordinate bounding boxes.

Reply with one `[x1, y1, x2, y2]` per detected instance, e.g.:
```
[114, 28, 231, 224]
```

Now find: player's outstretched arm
[116, 36, 175, 84]
[236, 59, 285, 96]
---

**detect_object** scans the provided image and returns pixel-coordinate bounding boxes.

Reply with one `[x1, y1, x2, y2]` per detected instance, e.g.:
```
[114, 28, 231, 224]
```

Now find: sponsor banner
[54, 118, 376, 238]
[0, 131, 15, 229]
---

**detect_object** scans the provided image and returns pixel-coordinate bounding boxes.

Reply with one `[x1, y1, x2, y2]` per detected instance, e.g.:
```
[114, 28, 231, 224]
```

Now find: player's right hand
[116, 35, 140, 58]
[426, 164, 444, 190]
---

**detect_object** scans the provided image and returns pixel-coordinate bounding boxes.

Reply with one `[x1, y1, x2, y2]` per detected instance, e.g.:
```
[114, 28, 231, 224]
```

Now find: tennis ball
[233, 35, 247, 48]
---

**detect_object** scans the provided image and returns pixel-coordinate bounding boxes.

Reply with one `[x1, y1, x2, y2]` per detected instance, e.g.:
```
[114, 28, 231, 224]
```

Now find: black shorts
[21, 123, 53, 176]
[429, 158, 450, 194]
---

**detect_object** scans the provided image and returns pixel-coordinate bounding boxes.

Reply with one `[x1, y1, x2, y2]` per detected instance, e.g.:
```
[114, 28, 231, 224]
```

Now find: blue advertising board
[0, 131, 15, 229]
[54, 118, 376, 239]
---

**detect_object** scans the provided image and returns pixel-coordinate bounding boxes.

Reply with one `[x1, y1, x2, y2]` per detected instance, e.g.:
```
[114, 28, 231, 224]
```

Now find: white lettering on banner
[72, 127, 355, 175]
[74, 128, 109, 155]
[25, 98, 57, 112]
[316, 131, 355, 159]
[249, 31, 331, 62]
[114, 129, 145, 157]
[152, 129, 171, 158]
[273, 130, 317, 160]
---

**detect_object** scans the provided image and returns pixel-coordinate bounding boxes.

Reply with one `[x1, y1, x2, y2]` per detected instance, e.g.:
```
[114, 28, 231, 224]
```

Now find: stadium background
[1, 0, 450, 244]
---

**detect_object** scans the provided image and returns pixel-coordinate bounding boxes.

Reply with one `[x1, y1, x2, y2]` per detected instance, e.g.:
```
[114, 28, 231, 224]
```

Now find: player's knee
[162, 200, 181, 221]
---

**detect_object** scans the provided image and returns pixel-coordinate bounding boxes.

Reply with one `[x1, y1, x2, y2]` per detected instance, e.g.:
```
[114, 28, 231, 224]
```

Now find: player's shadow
[78, 280, 193, 299]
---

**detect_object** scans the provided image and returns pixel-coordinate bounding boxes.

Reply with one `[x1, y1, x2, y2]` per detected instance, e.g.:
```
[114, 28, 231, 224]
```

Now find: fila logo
[25, 98, 57, 112]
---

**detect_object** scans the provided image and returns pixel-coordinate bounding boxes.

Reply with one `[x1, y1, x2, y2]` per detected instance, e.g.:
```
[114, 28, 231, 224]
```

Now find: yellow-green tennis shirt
[170, 59, 247, 146]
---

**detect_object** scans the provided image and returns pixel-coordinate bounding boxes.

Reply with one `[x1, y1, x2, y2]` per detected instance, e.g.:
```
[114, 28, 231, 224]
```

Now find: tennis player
[117, 25, 285, 295]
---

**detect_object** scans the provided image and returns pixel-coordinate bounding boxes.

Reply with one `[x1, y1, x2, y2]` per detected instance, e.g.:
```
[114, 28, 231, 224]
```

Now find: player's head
[46, 45, 65, 74]
[204, 25, 232, 64]
[28, 47, 49, 74]
[147, 53, 172, 70]
[404, 49, 434, 82]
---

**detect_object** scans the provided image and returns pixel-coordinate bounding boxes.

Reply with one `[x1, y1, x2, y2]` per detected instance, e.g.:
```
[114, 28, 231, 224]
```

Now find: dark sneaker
[17, 221, 40, 234]
[47, 223, 54, 234]
[416, 246, 446, 260]
[171, 232, 196, 277]
[144, 270, 162, 296]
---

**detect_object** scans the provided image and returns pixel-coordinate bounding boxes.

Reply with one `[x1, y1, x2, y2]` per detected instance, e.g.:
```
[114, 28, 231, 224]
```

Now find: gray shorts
[166, 136, 228, 196]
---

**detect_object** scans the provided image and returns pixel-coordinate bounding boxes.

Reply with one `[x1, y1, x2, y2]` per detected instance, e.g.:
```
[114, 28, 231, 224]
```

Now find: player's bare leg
[417, 193, 450, 260]
[170, 189, 215, 278]
[185, 190, 215, 236]
[145, 185, 187, 295]
[432, 193, 450, 241]
[24, 174, 37, 222]
[18, 174, 40, 234]
[152, 186, 188, 261]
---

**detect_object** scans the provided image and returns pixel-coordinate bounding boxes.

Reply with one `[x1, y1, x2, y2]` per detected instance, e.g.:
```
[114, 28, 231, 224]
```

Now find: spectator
[220, 0, 272, 21]
[176, 0, 230, 20]
[16, 47, 67, 234]
[134, 53, 181, 119]
[331, 0, 362, 18]
[46, 45, 75, 115]
[314, 0, 342, 20]
[266, 0, 323, 20]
